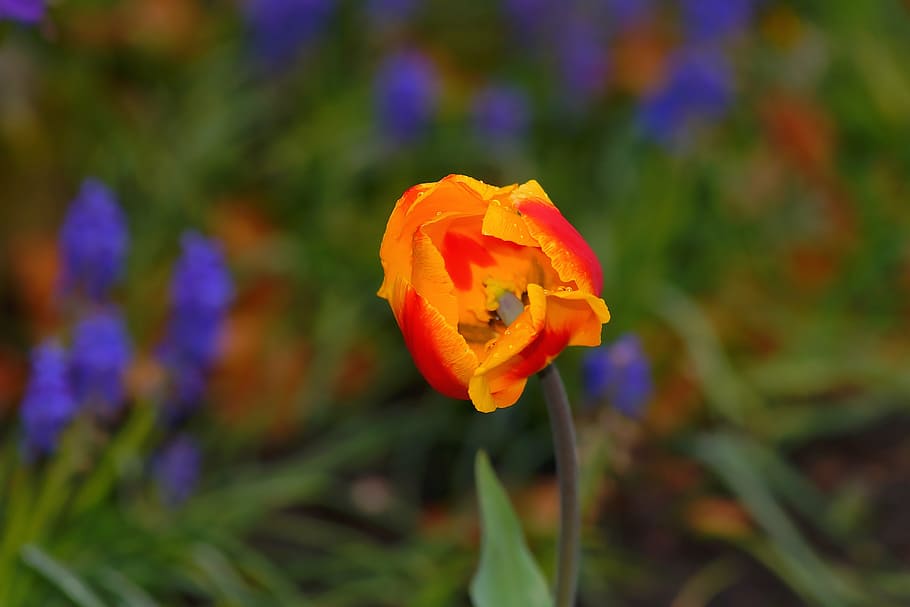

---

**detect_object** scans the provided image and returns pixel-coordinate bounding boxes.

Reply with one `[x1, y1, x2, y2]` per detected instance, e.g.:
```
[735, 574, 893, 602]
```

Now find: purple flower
[20, 341, 77, 456]
[600, 0, 653, 32]
[582, 333, 652, 417]
[374, 51, 438, 143]
[245, 0, 335, 67]
[503, 0, 556, 42]
[158, 232, 232, 419]
[154, 434, 201, 506]
[558, 20, 609, 105]
[637, 48, 733, 147]
[162, 232, 233, 370]
[472, 84, 531, 146]
[0, 0, 44, 23]
[59, 179, 129, 301]
[70, 308, 132, 418]
[170, 364, 207, 412]
[679, 0, 757, 42]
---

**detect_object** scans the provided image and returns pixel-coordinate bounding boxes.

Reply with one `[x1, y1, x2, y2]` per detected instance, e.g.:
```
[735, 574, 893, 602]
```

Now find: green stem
[496, 292, 580, 606]
[539, 364, 580, 607]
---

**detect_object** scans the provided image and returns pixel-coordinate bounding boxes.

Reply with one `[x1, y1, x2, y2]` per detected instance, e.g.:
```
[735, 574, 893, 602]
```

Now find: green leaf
[691, 433, 858, 606]
[21, 544, 107, 607]
[98, 569, 160, 607]
[470, 451, 551, 607]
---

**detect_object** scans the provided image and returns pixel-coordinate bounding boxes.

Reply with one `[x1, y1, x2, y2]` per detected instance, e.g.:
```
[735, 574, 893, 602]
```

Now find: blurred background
[1, 0, 910, 605]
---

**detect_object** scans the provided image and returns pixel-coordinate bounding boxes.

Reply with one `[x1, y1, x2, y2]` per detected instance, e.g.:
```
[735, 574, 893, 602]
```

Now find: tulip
[378, 174, 610, 412]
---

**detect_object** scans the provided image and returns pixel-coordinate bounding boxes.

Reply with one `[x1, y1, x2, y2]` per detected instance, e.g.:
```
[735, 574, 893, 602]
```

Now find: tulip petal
[515, 199, 604, 295]
[481, 200, 537, 247]
[449, 174, 516, 202]
[472, 286, 609, 410]
[547, 290, 611, 346]
[411, 227, 458, 324]
[512, 179, 554, 205]
[379, 178, 487, 301]
[468, 373, 528, 412]
[394, 280, 477, 399]
[441, 231, 496, 291]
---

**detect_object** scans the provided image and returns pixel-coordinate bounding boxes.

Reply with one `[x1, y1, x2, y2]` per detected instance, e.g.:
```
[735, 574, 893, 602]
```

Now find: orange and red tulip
[378, 175, 610, 412]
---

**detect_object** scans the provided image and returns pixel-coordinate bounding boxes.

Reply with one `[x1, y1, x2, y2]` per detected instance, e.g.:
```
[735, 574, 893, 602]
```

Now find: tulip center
[496, 291, 525, 326]
[436, 217, 572, 363]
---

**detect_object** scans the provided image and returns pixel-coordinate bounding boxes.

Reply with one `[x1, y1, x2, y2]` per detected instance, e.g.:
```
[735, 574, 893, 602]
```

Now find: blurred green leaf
[656, 284, 762, 425]
[470, 451, 551, 607]
[692, 433, 858, 606]
[97, 568, 159, 607]
[189, 543, 258, 607]
[21, 544, 106, 607]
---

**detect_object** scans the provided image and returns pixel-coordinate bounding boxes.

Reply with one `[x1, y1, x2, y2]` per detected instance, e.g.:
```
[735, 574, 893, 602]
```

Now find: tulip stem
[497, 291, 580, 606]
[539, 363, 580, 607]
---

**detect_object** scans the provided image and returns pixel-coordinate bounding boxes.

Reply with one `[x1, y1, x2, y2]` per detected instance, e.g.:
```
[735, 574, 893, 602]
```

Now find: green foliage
[20, 545, 107, 607]
[470, 451, 551, 607]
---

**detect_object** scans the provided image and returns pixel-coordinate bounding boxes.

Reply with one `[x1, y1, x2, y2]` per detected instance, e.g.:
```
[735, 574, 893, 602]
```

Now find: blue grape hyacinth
[20, 341, 77, 457]
[472, 84, 531, 146]
[154, 434, 201, 506]
[637, 48, 733, 147]
[374, 51, 438, 143]
[70, 308, 132, 418]
[502, 0, 555, 43]
[558, 19, 609, 105]
[59, 179, 129, 301]
[582, 333, 653, 417]
[245, 0, 335, 67]
[158, 232, 232, 418]
[162, 232, 233, 370]
[0, 0, 44, 23]
[602, 0, 653, 31]
[680, 0, 757, 43]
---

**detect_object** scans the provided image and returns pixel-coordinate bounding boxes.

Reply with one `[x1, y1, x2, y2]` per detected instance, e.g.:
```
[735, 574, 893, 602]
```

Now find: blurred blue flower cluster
[558, 19, 610, 106]
[680, 0, 757, 42]
[497, 0, 756, 141]
[0, 0, 43, 23]
[20, 342, 76, 457]
[18, 178, 232, 504]
[603, 0, 654, 31]
[154, 434, 201, 506]
[159, 233, 234, 420]
[638, 49, 733, 146]
[59, 179, 129, 302]
[239, 0, 761, 150]
[374, 51, 439, 143]
[582, 333, 653, 418]
[70, 309, 132, 419]
[502, 0, 618, 108]
[245, 0, 336, 67]
[21, 178, 135, 457]
[639, 0, 759, 147]
[471, 84, 530, 147]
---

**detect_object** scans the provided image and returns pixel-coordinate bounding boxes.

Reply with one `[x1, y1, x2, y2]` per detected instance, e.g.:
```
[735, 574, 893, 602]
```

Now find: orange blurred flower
[685, 496, 754, 540]
[378, 174, 610, 412]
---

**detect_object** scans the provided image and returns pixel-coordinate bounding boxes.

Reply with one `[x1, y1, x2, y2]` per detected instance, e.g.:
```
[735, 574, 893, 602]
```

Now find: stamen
[497, 291, 525, 326]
